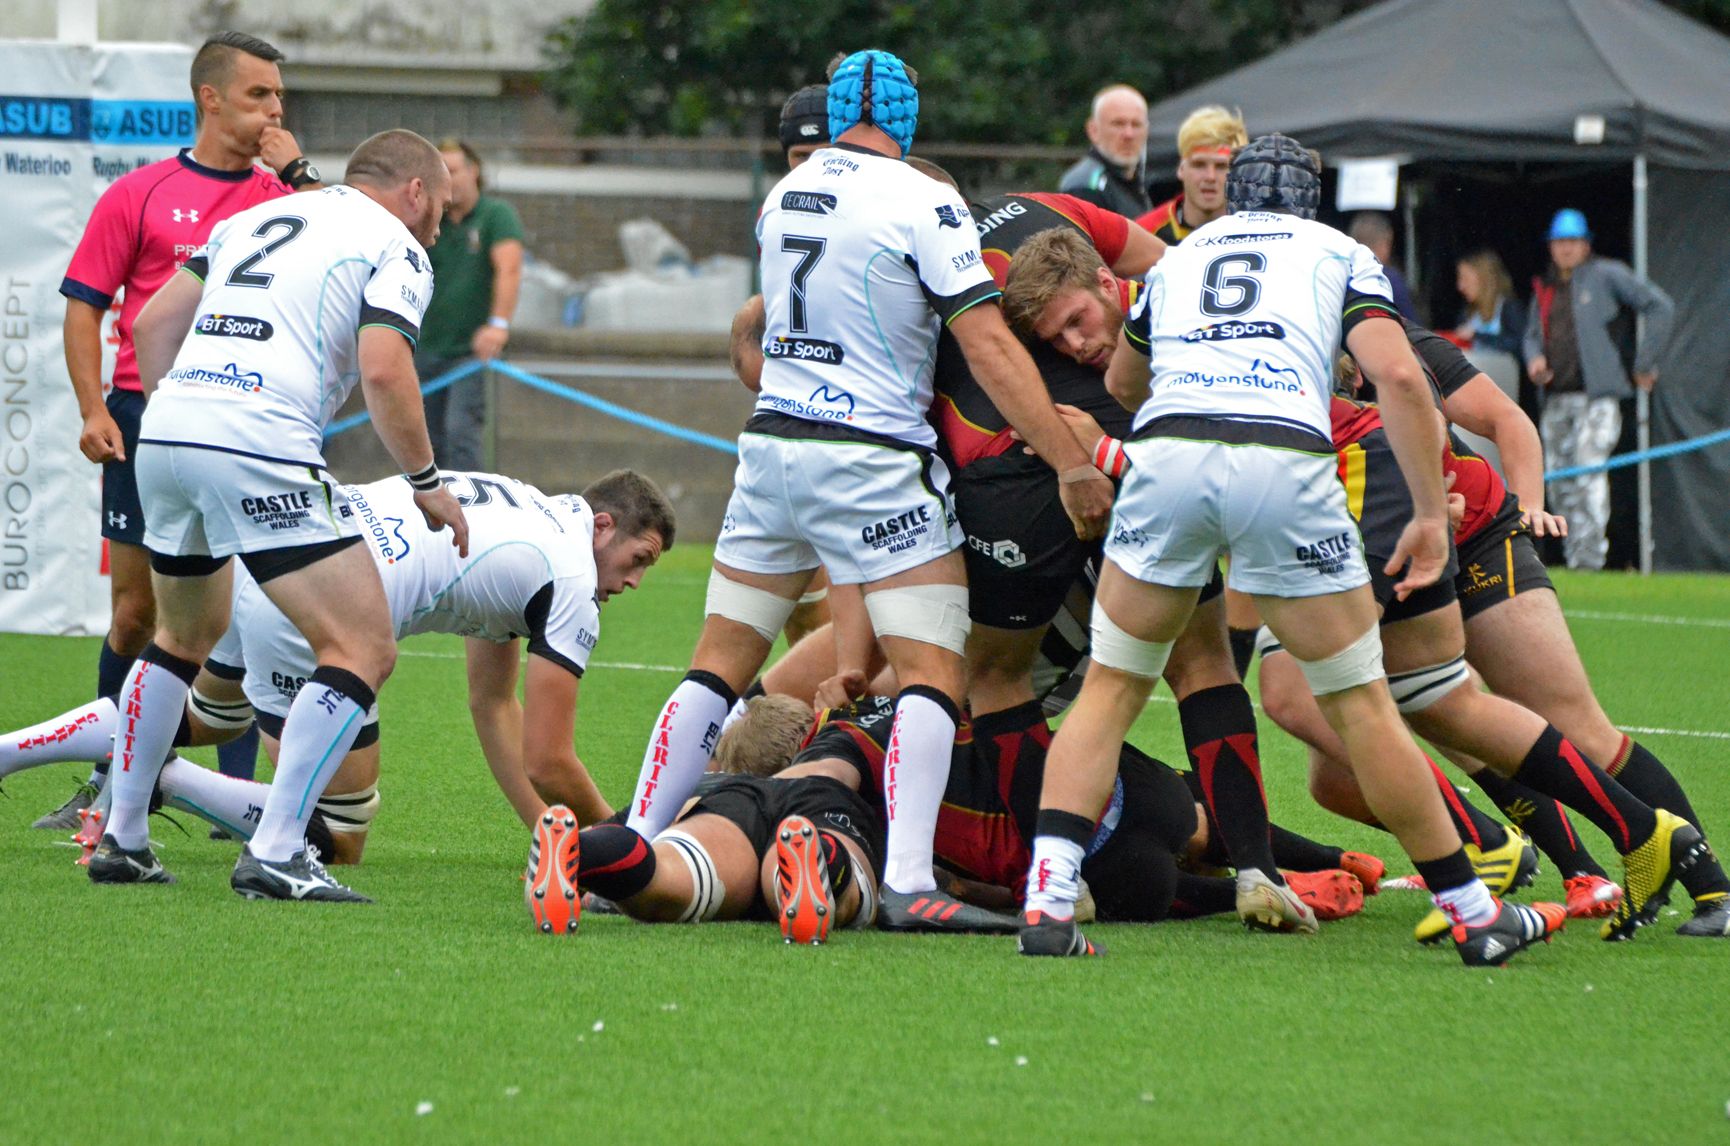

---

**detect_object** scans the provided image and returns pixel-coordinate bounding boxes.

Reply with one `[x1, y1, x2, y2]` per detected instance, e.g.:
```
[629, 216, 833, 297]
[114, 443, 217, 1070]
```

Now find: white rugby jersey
[345, 472, 601, 677]
[754, 144, 1000, 446]
[1123, 211, 1396, 442]
[142, 185, 434, 465]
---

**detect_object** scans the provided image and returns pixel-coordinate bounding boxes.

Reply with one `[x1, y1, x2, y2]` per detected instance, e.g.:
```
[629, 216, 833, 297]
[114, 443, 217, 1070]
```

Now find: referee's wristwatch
[277, 156, 321, 190]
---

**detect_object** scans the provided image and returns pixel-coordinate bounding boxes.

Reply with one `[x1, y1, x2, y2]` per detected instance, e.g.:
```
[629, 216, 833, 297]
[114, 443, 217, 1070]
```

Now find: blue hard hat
[1548, 208, 1592, 241]
[827, 50, 918, 158]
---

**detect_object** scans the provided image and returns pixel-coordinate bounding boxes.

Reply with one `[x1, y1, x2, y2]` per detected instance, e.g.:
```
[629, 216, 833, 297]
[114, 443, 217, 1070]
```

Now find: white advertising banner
[0, 39, 193, 636]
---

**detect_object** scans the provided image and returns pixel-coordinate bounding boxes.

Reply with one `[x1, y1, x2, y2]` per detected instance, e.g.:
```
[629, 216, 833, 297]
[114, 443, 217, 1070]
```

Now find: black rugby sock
[1511, 725, 1656, 855]
[1470, 767, 1607, 879]
[1170, 873, 1238, 918]
[1179, 685, 1281, 884]
[816, 829, 855, 901]
[1607, 737, 1704, 834]
[1268, 824, 1344, 872]
[1227, 627, 1258, 681]
[578, 823, 658, 901]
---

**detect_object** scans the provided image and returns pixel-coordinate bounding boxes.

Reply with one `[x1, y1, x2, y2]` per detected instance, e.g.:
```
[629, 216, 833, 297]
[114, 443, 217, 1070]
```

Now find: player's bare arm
[1113, 221, 1166, 277]
[357, 325, 470, 555]
[131, 270, 205, 397]
[948, 304, 1113, 539]
[464, 636, 546, 828]
[521, 654, 611, 825]
[471, 239, 524, 361]
[1440, 373, 1565, 537]
[1104, 327, 1152, 411]
[1345, 317, 1449, 597]
[729, 294, 766, 392]
[62, 299, 123, 463]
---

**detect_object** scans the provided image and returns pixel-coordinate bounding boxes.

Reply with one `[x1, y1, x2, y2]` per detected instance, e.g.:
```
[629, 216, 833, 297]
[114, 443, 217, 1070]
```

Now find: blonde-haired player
[1137, 105, 1248, 245]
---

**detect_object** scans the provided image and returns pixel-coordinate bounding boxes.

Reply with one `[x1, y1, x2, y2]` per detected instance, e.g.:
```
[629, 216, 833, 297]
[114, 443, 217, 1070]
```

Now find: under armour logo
[107, 511, 127, 530]
[172, 209, 199, 223]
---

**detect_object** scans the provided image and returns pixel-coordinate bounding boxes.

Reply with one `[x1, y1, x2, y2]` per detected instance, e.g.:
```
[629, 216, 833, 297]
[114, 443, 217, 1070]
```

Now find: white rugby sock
[1432, 876, 1498, 928]
[159, 757, 267, 840]
[250, 667, 373, 862]
[0, 697, 117, 778]
[108, 652, 198, 850]
[880, 687, 959, 895]
[1024, 835, 1087, 920]
[625, 672, 736, 841]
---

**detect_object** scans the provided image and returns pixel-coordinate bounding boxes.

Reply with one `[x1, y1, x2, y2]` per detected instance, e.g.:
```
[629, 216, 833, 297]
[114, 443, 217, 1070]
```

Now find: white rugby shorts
[208, 570, 379, 726]
[1106, 435, 1370, 598]
[714, 428, 963, 584]
[136, 443, 360, 559]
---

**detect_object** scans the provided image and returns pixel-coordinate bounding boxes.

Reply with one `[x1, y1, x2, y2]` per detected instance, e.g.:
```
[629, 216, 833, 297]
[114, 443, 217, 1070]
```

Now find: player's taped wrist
[1059, 464, 1108, 485]
[406, 463, 442, 492]
[1092, 435, 1127, 479]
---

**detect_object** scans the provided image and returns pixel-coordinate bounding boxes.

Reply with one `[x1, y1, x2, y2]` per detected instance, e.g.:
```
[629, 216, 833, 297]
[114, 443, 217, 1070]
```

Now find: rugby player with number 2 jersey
[619, 49, 1112, 933]
[85, 130, 466, 901]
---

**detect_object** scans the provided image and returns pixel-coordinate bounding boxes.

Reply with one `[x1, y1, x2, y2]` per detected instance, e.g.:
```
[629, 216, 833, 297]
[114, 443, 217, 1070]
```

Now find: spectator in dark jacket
[1058, 85, 1151, 219]
[1522, 208, 1674, 571]
[1348, 212, 1417, 319]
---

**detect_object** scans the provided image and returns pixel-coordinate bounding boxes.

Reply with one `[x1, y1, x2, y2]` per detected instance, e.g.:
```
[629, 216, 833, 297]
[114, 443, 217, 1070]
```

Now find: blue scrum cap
[1548, 208, 1591, 241]
[827, 49, 919, 158]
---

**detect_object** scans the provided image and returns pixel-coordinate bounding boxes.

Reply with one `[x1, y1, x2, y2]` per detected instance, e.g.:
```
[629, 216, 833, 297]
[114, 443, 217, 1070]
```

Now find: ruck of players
[6, 38, 1725, 976]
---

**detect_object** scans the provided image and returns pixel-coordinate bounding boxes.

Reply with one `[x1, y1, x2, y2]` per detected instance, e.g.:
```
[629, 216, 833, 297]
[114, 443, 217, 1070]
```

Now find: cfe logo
[171, 208, 199, 223]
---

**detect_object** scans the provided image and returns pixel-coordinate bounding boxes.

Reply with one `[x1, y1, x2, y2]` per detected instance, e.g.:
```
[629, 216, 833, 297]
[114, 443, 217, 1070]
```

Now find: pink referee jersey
[60, 148, 291, 393]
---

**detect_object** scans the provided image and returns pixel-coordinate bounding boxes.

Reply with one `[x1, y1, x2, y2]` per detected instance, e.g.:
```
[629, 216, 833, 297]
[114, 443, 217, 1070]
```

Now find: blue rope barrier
[1545, 425, 1730, 481]
[323, 358, 738, 455]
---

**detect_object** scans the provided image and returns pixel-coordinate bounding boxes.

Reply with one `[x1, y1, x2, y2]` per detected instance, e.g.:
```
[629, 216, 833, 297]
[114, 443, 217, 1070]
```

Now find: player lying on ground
[1, 470, 672, 865]
[727, 694, 1377, 926]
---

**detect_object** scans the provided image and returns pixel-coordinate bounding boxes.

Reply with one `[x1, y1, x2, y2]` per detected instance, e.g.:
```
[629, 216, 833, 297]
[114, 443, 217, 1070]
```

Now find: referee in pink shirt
[41, 32, 323, 827]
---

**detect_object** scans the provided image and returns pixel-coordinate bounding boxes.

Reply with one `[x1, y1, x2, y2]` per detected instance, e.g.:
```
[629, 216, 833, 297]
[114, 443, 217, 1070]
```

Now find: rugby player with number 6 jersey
[620, 49, 1113, 933]
[1018, 134, 1567, 964]
[87, 130, 467, 901]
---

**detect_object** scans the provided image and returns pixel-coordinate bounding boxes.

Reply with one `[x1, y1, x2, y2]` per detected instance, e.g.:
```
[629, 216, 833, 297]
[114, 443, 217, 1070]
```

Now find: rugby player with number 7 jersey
[618, 49, 1113, 934]
[1016, 134, 1568, 964]
[86, 130, 468, 901]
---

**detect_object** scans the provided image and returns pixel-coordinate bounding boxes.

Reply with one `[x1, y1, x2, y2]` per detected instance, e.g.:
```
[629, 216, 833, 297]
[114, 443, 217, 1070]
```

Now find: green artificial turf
[2, 551, 1726, 1144]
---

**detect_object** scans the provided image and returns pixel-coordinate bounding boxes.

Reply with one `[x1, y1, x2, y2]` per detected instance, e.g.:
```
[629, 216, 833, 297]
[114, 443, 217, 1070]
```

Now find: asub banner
[0, 41, 193, 636]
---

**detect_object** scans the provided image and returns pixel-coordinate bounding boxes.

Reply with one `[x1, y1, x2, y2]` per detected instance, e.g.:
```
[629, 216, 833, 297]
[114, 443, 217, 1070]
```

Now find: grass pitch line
[1567, 609, 1730, 630]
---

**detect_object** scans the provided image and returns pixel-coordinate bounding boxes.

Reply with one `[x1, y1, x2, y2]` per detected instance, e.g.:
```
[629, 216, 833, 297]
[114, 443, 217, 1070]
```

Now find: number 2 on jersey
[782, 236, 826, 334]
[227, 215, 307, 289]
[1199, 252, 1265, 318]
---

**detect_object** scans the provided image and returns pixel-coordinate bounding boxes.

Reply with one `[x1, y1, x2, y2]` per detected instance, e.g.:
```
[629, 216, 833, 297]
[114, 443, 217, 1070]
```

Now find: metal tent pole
[1632, 153, 1653, 574]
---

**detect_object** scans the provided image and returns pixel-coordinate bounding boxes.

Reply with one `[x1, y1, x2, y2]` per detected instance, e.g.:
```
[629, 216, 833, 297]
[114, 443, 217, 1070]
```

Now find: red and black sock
[578, 823, 658, 901]
[815, 828, 856, 902]
[1179, 684, 1281, 884]
[1268, 824, 1344, 872]
[1469, 766, 1606, 879]
[1512, 725, 1656, 855]
[1426, 758, 1508, 851]
[1606, 736, 1703, 833]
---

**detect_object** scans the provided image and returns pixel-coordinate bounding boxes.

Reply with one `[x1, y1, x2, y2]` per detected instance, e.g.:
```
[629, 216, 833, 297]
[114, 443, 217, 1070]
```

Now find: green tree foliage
[543, 0, 1730, 144]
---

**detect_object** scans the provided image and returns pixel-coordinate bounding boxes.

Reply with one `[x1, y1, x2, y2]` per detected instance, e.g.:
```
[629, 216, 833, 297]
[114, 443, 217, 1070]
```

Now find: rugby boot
[1676, 895, 1730, 938]
[878, 886, 1018, 934]
[86, 834, 174, 884]
[1236, 868, 1319, 934]
[1563, 873, 1623, 920]
[774, 815, 832, 945]
[1017, 910, 1104, 957]
[1339, 851, 1385, 896]
[1452, 899, 1566, 967]
[232, 844, 370, 903]
[34, 782, 99, 831]
[1603, 810, 1706, 941]
[1283, 869, 1364, 922]
[524, 805, 581, 934]
[1416, 829, 1540, 943]
[73, 806, 105, 866]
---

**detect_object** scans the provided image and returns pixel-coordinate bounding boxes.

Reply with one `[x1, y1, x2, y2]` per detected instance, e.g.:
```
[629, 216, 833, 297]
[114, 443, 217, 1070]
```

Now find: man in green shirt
[416, 139, 526, 470]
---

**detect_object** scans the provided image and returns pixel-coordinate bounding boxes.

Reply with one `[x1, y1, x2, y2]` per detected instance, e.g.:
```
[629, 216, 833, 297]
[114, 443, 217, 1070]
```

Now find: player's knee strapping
[316, 784, 380, 835]
[865, 583, 970, 655]
[188, 686, 255, 732]
[1252, 625, 1285, 660]
[1294, 626, 1385, 696]
[1386, 655, 1469, 713]
[659, 829, 726, 922]
[1089, 607, 1173, 679]
[705, 571, 798, 643]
